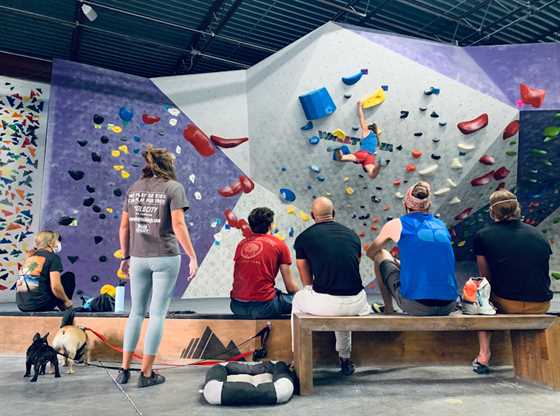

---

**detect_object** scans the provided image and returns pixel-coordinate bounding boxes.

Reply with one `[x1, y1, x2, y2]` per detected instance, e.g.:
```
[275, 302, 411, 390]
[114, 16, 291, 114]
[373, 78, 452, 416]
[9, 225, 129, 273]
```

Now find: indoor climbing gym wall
[0, 76, 49, 302]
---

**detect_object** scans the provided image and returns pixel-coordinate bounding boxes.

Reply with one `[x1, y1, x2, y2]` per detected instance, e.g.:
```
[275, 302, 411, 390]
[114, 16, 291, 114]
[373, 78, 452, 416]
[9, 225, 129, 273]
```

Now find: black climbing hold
[158, 131, 165, 136]
[94, 236, 103, 244]
[120, 137, 128, 141]
[432, 138, 440, 143]
[131, 162, 141, 168]
[99, 256, 107, 263]
[352, 126, 359, 131]
[430, 111, 439, 118]
[306, 185, 312, 190]
[419, 106, 427, 111]
[352, 214, 357, 219]
[431, 154, 441, 160]
[92, 205, 101, 213]
[376, 186, 383, 191]
[344, 94, 352, 99]
[403, 180, 408, 184]
[363, 222, 367, 226]
[459, 151, 467, 156]
[400, 110, 409, 119]
[99, 213, 106, 219]
[86, 185, 95, 193]
[385, 160, 391, 166]
[439, 121, 447, 127]
[68, 170, 85, 181]
[93, 114, 104, 124]
[91, 152, 102, 162]
[91, 275, 99, 282]
[363, 186, 368, 190]
[414, 132, 423, 137]
[76, 289, 84, 296]
[358, 174, 364, 179]
[360, 205, 365, 209]
[113, 188, 122, 197]
[77, 140, 88, 147]
[67, 256, 79, 264]
[83, 197, 95, 207]
[100, 135, 109, 144]
[58, 216, 75, 226]
[396, 145, 403, 151]
[371, 195, 381, 203]
[386, 216, 393, 221]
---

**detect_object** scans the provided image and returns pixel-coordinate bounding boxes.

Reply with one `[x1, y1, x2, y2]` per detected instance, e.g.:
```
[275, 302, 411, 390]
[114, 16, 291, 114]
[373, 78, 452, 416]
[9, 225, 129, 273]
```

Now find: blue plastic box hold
[298, 87, 337, 120]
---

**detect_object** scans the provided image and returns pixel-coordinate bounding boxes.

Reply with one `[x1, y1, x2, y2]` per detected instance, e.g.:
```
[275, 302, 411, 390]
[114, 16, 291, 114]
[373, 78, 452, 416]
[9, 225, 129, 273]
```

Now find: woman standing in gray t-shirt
[116, 145, 198, 388]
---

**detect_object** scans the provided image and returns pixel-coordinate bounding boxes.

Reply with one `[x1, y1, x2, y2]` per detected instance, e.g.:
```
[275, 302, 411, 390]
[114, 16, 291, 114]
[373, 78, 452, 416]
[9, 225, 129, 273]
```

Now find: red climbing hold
[493, 166, 510, 180]
[520, 83, 545, 108]
[183, 123, 216, 157]
[471, 171, 495, 187]
[503, 120, 520, 140]
[142, 114, 161, 124]
[479, 155, 496, 165]
[210, 135, 249, 149]
[406, 163, 416, 173]
[224, 209, 240, 227]
[411, 149, 423, 159]
[495, 182, 506, 191]
[454, 207, 473, 221]
[393, 179, 401, 187]
[218, 180, 243, 197]
[237, 219, 253, 238]
[390, 246, 399, 258]
[239, 175, 255, 193]
[457, 113, 489, 134]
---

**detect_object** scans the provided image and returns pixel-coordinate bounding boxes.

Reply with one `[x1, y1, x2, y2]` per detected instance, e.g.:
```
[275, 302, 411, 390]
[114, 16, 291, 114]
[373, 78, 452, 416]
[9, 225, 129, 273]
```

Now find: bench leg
[294, 315, 313, 395]
[511, 321, 560, 390]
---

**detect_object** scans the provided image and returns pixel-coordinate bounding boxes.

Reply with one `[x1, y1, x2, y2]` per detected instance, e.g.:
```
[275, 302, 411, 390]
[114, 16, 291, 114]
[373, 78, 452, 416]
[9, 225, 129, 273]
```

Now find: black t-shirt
[473, 220, 553, 302]
[294, 221, 364, 296]
[16, 250, 64, 311]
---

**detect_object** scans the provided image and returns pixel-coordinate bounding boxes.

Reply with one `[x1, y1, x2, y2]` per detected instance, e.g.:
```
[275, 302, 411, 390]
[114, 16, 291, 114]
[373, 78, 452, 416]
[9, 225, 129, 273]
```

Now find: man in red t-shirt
[230, 207, 299, 317]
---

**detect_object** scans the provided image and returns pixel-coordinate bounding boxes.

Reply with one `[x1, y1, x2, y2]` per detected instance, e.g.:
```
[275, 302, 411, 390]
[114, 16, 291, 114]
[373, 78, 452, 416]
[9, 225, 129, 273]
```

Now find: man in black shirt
[292, 197, 370, 375]
[472, 190, 552, 374]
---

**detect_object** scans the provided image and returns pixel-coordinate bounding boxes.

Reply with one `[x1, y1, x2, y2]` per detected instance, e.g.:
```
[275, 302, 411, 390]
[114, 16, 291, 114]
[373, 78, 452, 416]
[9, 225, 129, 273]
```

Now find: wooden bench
[293, 314, 560, 395]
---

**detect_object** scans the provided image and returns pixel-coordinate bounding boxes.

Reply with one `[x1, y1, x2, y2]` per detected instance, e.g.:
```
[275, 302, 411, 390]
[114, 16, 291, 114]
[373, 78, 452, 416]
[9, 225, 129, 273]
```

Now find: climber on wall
[334, 101, 381, 179]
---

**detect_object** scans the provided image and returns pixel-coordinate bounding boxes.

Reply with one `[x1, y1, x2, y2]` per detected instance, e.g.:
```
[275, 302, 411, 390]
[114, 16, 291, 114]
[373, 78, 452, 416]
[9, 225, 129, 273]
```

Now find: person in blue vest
[366, 181, 458, 315]
[334, 101, 381, 179]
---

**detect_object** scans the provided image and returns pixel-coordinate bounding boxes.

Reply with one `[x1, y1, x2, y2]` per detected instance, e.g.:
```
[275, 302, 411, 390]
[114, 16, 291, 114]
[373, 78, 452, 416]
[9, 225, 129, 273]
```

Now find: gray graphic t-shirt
[123, 177, 189, 257]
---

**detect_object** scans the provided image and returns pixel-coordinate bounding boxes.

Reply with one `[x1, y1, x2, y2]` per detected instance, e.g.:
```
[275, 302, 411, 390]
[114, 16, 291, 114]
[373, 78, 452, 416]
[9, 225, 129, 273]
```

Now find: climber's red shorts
[353, 150, 376, 167]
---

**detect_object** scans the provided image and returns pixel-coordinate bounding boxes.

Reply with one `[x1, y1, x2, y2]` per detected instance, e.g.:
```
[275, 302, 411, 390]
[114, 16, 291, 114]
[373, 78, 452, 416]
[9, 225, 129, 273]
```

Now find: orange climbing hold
[520, 83, 545, 108]
[406, 163, 416, 173]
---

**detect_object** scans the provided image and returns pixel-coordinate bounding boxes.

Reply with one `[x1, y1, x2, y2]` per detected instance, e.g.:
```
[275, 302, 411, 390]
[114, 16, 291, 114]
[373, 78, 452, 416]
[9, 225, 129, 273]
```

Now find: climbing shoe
[116, 368, 130, 384]
[339, 358, 355, 376]
[372, 303, 385, 314]
[138, 371, 166, 388]
[334, 149, 343, 161]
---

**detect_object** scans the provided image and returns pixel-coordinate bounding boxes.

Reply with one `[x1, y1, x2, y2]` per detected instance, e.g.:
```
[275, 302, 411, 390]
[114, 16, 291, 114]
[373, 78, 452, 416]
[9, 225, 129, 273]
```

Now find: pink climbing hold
[493, 166, 510, 180]
[457, 113, 489, 135]
[520, 83, 545, 108]
[479, 155, 496, 165]
[515, 99, 525, 109]
[503, 120, 520, 140]
[454, 207, 473, 221]
[471, 171, 495, 187]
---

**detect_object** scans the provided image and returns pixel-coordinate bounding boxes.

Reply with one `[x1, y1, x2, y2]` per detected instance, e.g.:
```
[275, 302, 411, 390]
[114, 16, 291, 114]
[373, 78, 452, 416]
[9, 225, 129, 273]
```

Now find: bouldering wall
[0, 76, 49, 302]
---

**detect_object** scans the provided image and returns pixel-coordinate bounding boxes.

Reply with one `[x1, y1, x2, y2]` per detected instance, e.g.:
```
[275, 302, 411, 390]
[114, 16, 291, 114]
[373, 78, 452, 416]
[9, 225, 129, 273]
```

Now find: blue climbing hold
[332, 145, 351, 161]
[381, 85, 389, 91]
[301, 121, 313, 131]
[288, 227, 295, 238]
[309, 165, 321, 173]
[341, 69, 368, 85]
[279, 188, 296, 202]
[281, 166, 287, 172]
[299, 87, 337, 120]
[308, 136, 320, 145]
[118, 106, 134, 123]
[316, 175, 326, 182]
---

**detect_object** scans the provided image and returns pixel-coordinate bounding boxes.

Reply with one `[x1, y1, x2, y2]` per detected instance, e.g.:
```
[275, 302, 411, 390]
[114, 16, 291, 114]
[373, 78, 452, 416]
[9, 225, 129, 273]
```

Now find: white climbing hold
[458, 143, 476, 152]
[395, 192, 404, 199]
[451, 158, 463, 170]
[213, 233, 222, 244]
[418, 164, 438, 176]
[168, 108, 180, 117]
[447, 178, 457, 188]
[189, 174, 196, 183]
[210, 220, 218, 228]
[309, 165, 321, 173]
[194, 191, 202, 200]
[434, 187, 451, 196]
[449, 196, 461, 205]
[169, 118, 178, 127]
[176, 145, 181, 154]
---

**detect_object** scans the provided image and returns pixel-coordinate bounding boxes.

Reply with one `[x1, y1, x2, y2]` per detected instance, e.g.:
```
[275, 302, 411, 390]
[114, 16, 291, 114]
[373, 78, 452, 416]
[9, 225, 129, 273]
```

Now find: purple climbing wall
[41, 60, 244, 298]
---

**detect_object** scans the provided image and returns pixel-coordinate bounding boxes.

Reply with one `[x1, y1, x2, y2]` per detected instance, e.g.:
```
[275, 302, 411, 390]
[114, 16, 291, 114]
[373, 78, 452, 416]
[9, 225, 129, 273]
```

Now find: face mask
[53, 241, 62, 253]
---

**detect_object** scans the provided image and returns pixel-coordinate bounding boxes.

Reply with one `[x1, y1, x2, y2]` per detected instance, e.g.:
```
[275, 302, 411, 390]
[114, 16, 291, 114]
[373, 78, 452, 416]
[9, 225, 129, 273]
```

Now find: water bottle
[115, 284, 126, 313]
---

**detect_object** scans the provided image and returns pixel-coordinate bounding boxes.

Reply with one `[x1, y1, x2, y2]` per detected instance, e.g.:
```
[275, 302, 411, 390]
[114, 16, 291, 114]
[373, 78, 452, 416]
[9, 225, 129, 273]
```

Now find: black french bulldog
[24, 333, 60, 382]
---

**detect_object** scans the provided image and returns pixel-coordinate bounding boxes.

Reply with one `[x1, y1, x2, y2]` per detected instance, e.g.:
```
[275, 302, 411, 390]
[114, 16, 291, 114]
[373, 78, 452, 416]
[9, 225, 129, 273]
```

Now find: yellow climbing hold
[362, 87, 385, 109]
[331, 128, 347, 139]
[299, 211, 310, 221]
[118, 144, 129, 154]
[100, 284, 116, 298]
[325, 192, 332, 197]
[274, 234, 286, 241]
[117, 269, 127, 280]
[111, 125, 123, 134]
[287, 205, 296, 214]
[121, 170, 130, 179]
[113, 164, 124, 171]
[106, 207, 113, 214]
[344, 177, 350, 182]
[457, 241, 466, 247]
[345, 186, 354, 195]
[111, 150, 121, 158]
[113, 249, 124, 259]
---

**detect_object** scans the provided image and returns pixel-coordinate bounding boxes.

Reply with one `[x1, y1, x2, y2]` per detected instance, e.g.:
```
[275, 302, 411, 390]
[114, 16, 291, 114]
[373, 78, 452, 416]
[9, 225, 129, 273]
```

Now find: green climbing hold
[543, 126, 560, 137]
[553, 217, 560, 224]
[551, 271, 560, 280]
[544, 160, 553, 166]
[544, 136, 557, 143]
[531, 148, 547, 156]
[529, 179, 538, 183]
[509, 140, 517, 146]
[555, 113, 560, 119]
[505, 150, 517, 156]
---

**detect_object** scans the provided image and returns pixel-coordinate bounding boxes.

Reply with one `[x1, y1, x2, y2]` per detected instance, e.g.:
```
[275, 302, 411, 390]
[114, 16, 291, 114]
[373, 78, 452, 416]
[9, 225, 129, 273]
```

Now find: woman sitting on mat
[16, 231, 75, 312]
[472, 190, 552, 375]
[334, 101, 381, 179]
[117, 145, 198, 388]
[366, 181, 458, 316]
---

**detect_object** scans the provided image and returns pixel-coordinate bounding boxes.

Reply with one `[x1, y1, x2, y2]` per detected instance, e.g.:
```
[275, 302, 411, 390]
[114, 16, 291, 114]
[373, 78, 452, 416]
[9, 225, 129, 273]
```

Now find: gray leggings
[123, 256, 180, 356]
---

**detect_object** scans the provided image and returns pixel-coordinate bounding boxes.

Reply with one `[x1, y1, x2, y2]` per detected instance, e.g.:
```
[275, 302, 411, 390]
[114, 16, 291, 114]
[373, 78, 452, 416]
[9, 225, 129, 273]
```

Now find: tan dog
[52, 310, 89, 374]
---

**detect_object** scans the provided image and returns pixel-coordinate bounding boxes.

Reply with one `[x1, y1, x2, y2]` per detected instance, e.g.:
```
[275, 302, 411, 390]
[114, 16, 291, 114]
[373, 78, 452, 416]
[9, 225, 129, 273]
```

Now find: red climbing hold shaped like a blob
[503, 120, 520, 140]
[471, 171, 495, 187]
[237, 219, 253, 238]
[393, 179, 401, 187]
[218, 180, 243, 197]
[479, 155, 495, 165]
[142, 114, 161, 124]
[520, 83, 545, 108]
[493, 166, 510, 180]
[454, 207, 473, 222]
[239, 175, 255, 193]
[457, 113, 489, 134]
[183, 123, 216, 157]
[224, 209, 240, 228]
[411, 149, 423, 159]
[406, 163, 416, 173]
[210, 135, 249, 149]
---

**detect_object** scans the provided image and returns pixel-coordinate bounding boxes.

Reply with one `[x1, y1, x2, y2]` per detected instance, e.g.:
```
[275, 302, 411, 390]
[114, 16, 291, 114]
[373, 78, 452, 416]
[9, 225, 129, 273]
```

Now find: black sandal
[472, 359, 490, 375]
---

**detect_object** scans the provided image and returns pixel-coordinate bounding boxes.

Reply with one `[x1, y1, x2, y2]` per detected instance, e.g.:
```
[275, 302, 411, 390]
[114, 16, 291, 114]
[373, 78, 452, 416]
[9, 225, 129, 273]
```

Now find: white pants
[291, 287, 371, 359]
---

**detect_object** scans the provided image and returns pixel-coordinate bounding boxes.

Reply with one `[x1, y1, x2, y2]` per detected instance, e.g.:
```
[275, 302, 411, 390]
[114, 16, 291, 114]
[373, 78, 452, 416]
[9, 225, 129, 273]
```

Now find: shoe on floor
[138, 371, 166, 388]
[339, 358, 355, 376]
[472, 359, 490, 375]
[116, 368, 130, 384]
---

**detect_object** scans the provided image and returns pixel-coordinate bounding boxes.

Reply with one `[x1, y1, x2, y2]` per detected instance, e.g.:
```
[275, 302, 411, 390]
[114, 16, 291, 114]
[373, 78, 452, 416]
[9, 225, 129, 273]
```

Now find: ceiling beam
[70, 1, 84, 61]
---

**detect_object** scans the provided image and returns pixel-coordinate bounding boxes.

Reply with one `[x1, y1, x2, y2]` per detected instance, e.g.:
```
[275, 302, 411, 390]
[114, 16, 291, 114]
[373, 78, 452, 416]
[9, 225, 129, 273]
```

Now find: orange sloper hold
[520, 83, 545, 108]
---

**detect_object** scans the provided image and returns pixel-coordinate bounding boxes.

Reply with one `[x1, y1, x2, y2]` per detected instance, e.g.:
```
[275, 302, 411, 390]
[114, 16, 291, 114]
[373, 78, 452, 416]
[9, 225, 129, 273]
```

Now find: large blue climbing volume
[298, 87, 337, 120]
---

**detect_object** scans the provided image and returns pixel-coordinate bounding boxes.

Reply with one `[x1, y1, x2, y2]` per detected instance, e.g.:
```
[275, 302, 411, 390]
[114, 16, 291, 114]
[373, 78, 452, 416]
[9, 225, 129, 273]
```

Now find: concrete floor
[3, 355, 560, 416]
